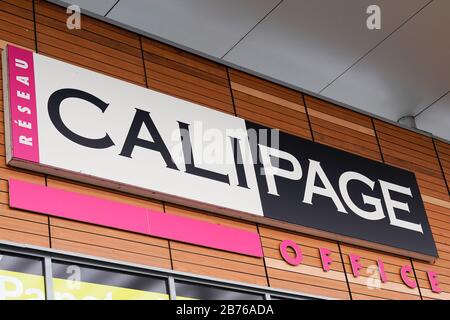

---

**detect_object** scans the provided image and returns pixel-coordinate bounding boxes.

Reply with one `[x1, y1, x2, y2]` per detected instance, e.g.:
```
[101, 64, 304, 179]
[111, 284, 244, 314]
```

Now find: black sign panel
[246, 121, 438, 260]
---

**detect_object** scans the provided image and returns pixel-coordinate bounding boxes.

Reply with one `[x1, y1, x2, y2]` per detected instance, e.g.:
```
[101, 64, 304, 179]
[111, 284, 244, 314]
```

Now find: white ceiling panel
[415, 93, 450, 141]
[223, 0, 429, 93]
[50, 0, 118, 16]
[45, 0, 449, 141]
[321, 0, 450, 123]
[106, 0, 280, 57]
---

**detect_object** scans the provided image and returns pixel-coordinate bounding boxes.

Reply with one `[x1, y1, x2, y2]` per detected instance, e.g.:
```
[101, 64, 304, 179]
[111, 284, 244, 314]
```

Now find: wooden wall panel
[0, 164, 49, 248]
[0, 0, 35, 50]
[34, 0, 146, 86]
[373, 120, 450, 300]
[0, 1, 50, 247]
[413, 259, 450, 300]
[46, 178, 171, 269]
[229, 69, 311, 140]
[374, 120, 448, 200]
[340, 244, 421, 300]
[412, 195, 450, 300]
[165, 204, 267, 286]
[142, 38, 234, 114]
[435, 139, 450, 193]
[258, 226, 350, 299]
[305, 96, 382, 162]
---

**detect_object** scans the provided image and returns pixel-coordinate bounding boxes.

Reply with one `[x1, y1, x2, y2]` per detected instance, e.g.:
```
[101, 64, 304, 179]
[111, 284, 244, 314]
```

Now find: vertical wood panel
[413, 198, 450, 300]
[229, 69, 312, 140]
[35, 0, 146, 86]
[0, 0, 50, 248]
[305, 96, 382, 161]
[374, 120, 447, 199]
[0, 0, 35, 50]
[373, 120, 450, 300]
[142, 38, 234, 114]
[435, 139, 450, 193]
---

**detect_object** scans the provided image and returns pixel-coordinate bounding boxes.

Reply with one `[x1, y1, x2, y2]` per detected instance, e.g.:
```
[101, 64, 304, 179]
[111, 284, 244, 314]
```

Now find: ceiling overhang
[47, 0, 449, 142]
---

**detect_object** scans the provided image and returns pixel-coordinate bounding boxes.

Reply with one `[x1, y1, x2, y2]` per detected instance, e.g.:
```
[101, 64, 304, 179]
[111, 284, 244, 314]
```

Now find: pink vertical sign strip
[7, 45, 39, 163]
[8, 179, 263, 258]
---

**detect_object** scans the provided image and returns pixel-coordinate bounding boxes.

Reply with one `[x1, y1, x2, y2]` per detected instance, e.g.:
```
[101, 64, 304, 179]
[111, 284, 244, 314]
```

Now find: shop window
[51, 261, 169, 300]
[0, 252, 45, 300]
[175, 281, 264, 300]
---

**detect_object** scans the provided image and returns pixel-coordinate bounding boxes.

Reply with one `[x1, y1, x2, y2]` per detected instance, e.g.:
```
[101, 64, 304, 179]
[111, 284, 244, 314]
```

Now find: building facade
[0, 0, 449, 300]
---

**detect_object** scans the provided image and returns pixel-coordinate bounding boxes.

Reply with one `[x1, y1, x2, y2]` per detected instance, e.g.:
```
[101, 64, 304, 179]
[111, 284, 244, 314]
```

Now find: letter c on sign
[400, 265, 417, 289]
[280, 240, 302, 266]
[48, 88, 115, 149]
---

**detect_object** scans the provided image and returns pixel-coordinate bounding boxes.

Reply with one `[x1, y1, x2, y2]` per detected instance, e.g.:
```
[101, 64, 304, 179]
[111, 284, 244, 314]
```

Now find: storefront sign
[2, 44, 438, 261]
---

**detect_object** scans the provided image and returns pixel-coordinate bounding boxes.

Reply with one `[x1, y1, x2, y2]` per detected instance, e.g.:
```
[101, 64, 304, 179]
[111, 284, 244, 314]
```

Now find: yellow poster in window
[53, 278, 169, 300]
[0, 270, 46, 300]
[176, 296, 196, 300]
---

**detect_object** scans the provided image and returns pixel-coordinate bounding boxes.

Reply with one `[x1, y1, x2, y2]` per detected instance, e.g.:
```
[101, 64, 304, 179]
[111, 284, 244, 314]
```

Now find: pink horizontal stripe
[8, 179, 263, 257]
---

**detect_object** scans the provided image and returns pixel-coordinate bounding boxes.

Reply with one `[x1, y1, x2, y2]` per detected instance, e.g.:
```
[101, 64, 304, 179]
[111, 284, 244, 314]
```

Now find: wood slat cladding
[412, 197, 450, 300]
[340, 244, 421, 300]
[46, 178, 171, 269]
[0, 20, 50, 248]
[34, 0, 146, 86]
[258, 226, 350, 299]
[413, 260, 450, 300]
[229, 69, 312, 140]
[305, 96, 382, 162]
[164, 204, 268, 286]
[0, 0, 35, 50]
[435, 139, 450, 193]
[373, 120, 449, 216]
[142, 38, 234, 115]
[373, 120, 450, 300]
[373, 120, 448, 199]
[0, 167, 49, 247]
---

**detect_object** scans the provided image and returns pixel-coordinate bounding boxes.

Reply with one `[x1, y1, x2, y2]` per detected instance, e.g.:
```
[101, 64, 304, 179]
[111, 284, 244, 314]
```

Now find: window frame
[0, 240, 332, 300]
